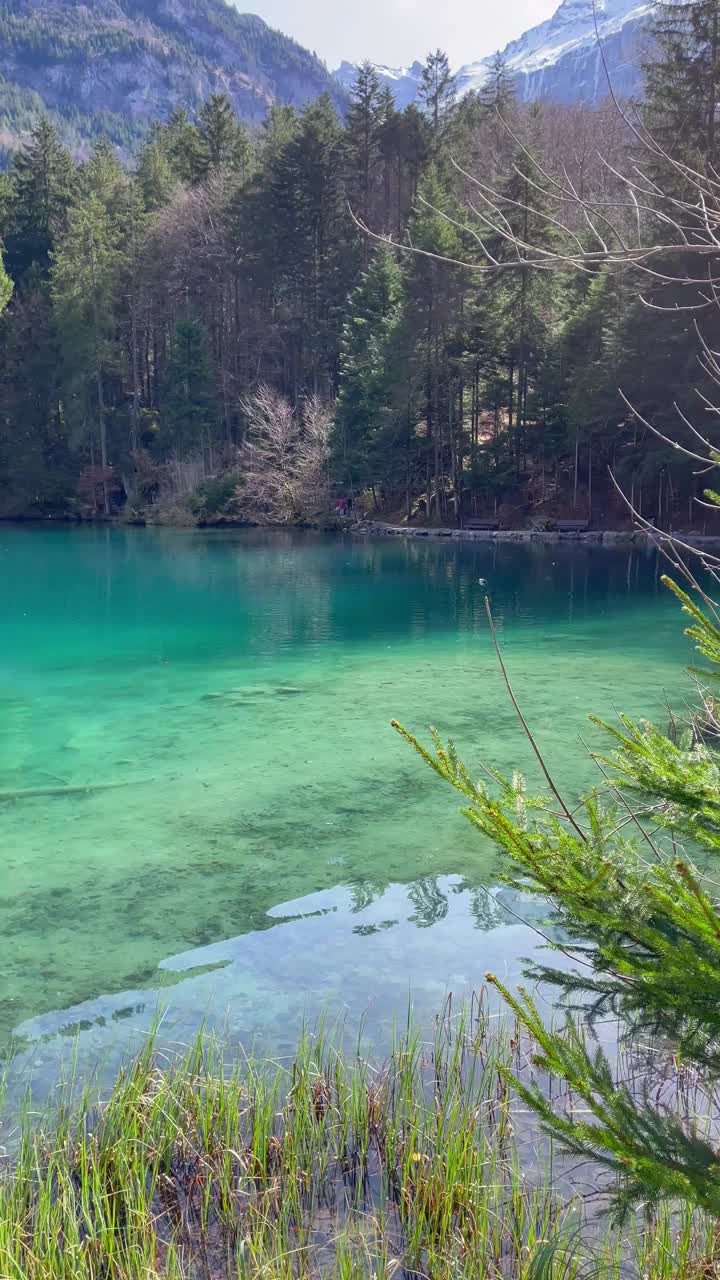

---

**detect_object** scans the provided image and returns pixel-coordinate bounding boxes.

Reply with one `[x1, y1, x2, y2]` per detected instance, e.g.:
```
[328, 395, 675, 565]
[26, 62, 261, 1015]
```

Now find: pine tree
[487, 135, 563, 472]
[333, 246, 403, 489]
[79, 140, 128, 220]
[162, 108, 205, 184]
[397, 568, 720, 1218]
[395, 104, 432, 216]
[377, 86, 400, 234]
[259, 104, 299, 166]
[196, 94, 252, 180]
[51, 191, 120, 513]
[118, 181, 150, 452]
[5, 119, 74, 283]
[265, 95, 345, 395]
[418, 50, 456, 134]
[480, 51, 516, 114]
[0, 285, 70, 517]
[136, 137, 176, 212]
[644, 0, 720, 170]
[161, 310, 218, 455]
[344, 63, 384, 246]
[401, 167, 464, 521]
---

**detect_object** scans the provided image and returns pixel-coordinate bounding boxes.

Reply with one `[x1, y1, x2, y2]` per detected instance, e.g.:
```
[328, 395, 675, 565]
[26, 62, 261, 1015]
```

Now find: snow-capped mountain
[458, 0, 652, 102]
[334, 60, 424, 109]
[335, 0, 653, 106]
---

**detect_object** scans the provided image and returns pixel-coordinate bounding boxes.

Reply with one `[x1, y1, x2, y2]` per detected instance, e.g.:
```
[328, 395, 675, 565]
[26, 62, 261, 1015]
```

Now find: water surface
[0, 527, 690, 1099]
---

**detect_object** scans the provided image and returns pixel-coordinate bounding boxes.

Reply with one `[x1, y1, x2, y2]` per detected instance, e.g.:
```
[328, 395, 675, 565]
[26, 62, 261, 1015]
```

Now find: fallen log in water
[0, 780, 142, 803]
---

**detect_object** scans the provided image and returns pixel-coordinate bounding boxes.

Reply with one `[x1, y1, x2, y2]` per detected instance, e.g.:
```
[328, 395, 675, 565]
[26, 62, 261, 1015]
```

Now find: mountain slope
[0, 0, 345, 160]
[335, 0, 653, 107]
[458, 0, 651, 102]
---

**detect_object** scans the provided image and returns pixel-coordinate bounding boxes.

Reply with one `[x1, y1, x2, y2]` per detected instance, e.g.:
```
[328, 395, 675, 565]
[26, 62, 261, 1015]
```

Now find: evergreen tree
[333, 246, 403, 489]
[344, 63, 384, 246]
[161, 310, 218, 455]
[266, 95, 346, 395]
[487, 136, 563, 472]
[397, 564, 720, 1219]
[51, 191, 120, 512]
[480, 51, 516, 114]
[395, 104, 432, 214]
[196, 94, 252, 180]
[645, 0, 720, 169]
[136, 137, 176, 211]
[259, 104, 299, 166]
[79, 139, 128, 217]
[401, 166, 464, 521]
[161, 108, 205, 184]
[377, 86, 400, 234]
[418, 49, 456, 133]
[118, 181, 150, 452]
[0, 286, 70, 517]
[5, 119, 74, 283]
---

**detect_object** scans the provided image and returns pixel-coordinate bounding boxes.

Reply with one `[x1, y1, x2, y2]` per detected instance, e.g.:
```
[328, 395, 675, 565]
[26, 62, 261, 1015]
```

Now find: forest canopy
[0, 13, 715, 528]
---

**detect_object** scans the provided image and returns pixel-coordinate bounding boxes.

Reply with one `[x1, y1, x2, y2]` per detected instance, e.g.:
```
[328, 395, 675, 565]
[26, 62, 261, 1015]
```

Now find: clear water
[0, 526, 690, 1101]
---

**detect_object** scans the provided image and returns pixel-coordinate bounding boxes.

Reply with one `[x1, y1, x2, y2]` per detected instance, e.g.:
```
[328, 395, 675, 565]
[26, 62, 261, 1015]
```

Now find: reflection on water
[7, 876, 565, 1109]
[0, 527, 688, 1103]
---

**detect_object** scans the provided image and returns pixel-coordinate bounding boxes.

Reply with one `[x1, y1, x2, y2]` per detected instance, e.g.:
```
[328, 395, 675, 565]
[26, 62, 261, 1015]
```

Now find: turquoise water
[0, 526, 690, 1100]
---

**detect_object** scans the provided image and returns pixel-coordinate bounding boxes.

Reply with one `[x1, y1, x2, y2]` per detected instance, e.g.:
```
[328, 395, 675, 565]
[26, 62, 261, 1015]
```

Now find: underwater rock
[202, 685, 304, 703]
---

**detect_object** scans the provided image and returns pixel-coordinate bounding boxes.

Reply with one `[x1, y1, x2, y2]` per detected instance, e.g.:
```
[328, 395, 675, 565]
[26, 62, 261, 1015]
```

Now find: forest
[0, 4, 717, 530]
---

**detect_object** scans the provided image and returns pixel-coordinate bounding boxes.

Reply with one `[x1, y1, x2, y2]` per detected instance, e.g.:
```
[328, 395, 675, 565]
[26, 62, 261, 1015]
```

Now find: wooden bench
[463, 517, 501, 531]
[556, 519, 590, 533]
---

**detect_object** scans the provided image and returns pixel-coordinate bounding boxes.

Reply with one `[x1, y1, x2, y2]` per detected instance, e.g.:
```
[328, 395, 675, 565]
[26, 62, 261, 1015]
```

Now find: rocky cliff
[0, 0, 344, 159]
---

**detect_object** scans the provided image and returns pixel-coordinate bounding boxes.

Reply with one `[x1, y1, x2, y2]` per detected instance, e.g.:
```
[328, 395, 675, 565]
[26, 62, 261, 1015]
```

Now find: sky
[246, 0, 560, 71]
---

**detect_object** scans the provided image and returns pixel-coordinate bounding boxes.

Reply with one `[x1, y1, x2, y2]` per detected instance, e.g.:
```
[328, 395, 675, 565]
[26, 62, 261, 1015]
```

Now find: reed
[0, 1000, 715, 1278]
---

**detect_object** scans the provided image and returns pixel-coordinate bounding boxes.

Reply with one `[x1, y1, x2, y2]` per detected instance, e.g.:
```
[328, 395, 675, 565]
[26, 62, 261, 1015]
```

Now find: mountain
[0, 0, 345, 160]
[458, 0, 652, 102]
[334, 60, 424, 110]
[335, 0, 653, 107]
[0, 0, 654, 167]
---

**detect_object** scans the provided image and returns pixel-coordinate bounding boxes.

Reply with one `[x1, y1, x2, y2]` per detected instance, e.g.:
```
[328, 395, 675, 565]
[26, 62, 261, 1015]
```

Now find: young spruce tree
[397, 514, 720, 1218]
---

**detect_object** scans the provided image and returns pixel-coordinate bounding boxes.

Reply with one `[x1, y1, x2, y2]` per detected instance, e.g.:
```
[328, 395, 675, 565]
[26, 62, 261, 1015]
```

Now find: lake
[0, 526, 690, 1102]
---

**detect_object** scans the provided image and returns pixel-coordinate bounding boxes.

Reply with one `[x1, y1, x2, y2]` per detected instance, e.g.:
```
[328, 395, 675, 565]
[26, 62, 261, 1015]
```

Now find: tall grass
[0, 1001, 715, 1278]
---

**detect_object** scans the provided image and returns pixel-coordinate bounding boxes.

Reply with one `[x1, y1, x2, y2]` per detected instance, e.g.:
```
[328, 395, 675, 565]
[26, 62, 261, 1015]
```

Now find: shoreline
[358, 520, 720, 548]
[4, 514, 720, 549]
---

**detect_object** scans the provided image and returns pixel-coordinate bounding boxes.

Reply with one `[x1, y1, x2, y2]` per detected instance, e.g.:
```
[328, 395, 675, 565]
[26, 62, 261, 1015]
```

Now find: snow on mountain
[333, 60, 423, 108]
[457, 0, 652, 101]
[335, 0, 654, 107]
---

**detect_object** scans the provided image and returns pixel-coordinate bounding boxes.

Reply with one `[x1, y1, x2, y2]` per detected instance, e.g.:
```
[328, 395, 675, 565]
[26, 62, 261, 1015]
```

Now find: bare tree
[237, 385, 332, 523]
[295, 393, 333, 514]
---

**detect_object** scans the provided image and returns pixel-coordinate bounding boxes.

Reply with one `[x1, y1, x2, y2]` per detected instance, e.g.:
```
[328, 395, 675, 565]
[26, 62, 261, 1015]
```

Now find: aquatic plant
[0, 1002, 713, 1277]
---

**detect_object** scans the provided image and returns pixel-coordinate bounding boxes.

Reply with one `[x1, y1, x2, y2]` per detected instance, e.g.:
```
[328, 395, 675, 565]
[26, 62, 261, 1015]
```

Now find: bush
[189, 469, 244, 519]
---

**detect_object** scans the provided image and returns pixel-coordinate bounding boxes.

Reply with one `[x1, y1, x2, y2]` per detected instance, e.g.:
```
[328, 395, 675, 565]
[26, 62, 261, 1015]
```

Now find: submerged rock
[201, 685, 304, 704]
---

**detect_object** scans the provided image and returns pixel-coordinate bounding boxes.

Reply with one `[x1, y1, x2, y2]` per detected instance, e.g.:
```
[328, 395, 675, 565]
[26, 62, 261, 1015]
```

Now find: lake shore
[358, 520, 720, 548]
[6, 513, 720, 549]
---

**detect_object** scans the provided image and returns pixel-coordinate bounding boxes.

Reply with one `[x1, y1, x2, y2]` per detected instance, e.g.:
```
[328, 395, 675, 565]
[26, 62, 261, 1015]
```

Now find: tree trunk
[129, 295, 140, 454]
[89, 230, 110, 516]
